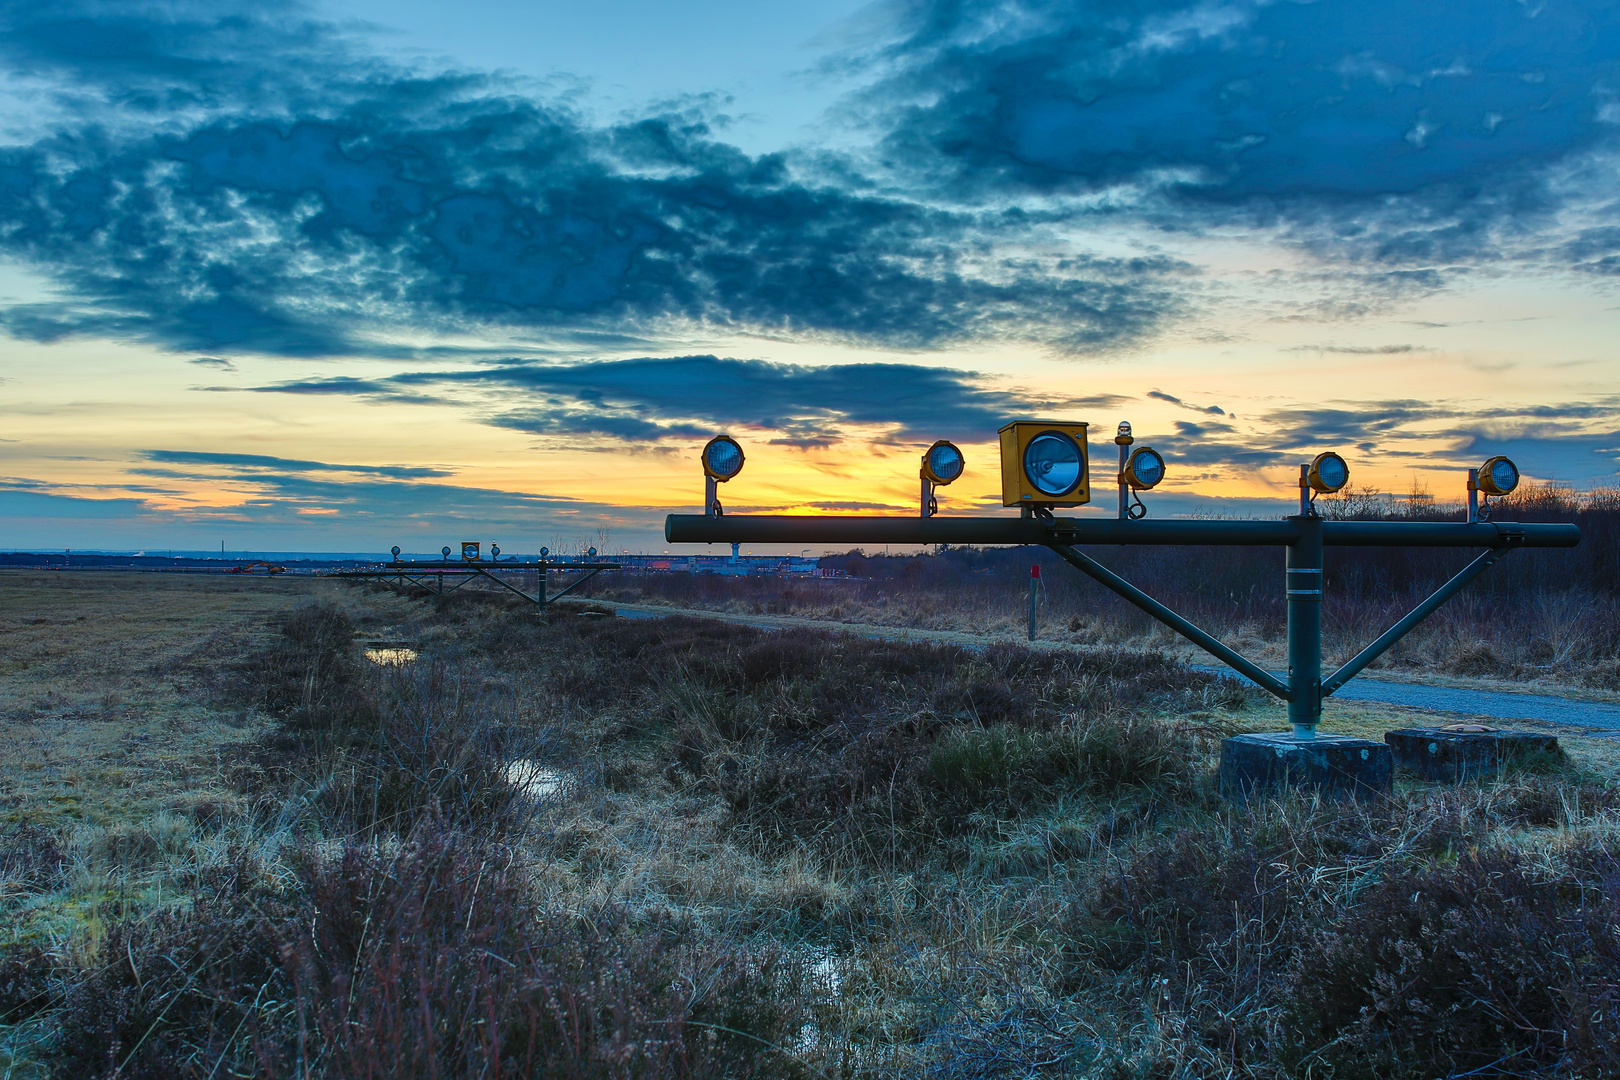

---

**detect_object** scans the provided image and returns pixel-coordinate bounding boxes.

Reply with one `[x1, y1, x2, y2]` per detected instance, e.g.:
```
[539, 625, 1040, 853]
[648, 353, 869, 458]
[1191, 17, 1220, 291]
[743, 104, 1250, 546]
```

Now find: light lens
[539, 547, 549, 558]
[1479, 456, 1519, 496]
[1308, 452, 1350, 494]
[1024, 432, 1083, 497]
[702, 436, 745, 480]
[1126, 447, 1165, 490]
[391, 546, 400, 557]
[442, 547, 452, 558]
[924, 441, 965, 484]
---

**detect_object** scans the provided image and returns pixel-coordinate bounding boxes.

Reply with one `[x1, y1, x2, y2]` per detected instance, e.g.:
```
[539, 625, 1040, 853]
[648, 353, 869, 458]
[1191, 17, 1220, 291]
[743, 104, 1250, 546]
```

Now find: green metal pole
[1286, 514, 1323, 737]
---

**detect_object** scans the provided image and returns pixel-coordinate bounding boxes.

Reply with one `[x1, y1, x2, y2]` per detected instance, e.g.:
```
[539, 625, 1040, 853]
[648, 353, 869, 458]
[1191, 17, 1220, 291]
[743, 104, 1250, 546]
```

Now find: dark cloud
[139, 450, 455, 479]
[1146, 397, 1620, 482]
[0, 1, 1183, 357]
[1283, 344, 1424, 355]
[1147, 389, 1224, 415]
[839, 0, 1620, 262]
[188, 356, 237, 370]
[239, 354, 1137, 446]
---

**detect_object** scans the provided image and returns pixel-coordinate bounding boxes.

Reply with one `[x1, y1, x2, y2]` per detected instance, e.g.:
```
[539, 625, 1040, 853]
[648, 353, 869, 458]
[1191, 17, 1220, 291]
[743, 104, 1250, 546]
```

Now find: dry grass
[2, 573, 1619, 1077]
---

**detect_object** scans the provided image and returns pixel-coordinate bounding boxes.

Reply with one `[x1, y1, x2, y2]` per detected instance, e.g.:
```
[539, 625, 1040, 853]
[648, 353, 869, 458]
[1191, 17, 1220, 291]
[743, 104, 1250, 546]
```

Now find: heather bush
[51, 826, 808, 1079]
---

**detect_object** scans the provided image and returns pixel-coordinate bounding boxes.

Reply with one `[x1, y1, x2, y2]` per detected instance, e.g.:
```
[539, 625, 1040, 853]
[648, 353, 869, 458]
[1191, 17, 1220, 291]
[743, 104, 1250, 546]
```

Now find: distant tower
[731, 542, 740, 563]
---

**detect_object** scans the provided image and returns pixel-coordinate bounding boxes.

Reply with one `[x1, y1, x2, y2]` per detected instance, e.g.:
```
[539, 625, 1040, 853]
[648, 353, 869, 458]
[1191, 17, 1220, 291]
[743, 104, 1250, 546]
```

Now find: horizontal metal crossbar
[664, 515, 1578, 549]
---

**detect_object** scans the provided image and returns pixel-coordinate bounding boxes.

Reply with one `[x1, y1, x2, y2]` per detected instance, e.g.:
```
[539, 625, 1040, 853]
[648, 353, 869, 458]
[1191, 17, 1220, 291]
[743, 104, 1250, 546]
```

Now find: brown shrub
[52, 827, 808, 1079]
[1284, 846, 1620, 1079]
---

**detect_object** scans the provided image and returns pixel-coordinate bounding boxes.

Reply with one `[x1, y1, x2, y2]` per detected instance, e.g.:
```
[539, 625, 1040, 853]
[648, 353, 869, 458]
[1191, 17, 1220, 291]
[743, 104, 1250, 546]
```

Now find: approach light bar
[1307, 452, 1350, 495]
[999, 420, 1091, 510]
[1124, 447, 1166, 491]
[1477, 456, 1520, 496]
[920, 439, 966, 518]
[701, 434, 746, 517]
[702, 435, 745, 481]
[921, 441, 965, 485]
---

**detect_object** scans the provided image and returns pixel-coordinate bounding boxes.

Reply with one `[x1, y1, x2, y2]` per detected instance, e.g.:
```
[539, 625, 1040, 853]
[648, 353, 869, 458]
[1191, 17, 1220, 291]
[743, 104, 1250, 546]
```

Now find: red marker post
[1028, 564, 1041, 641]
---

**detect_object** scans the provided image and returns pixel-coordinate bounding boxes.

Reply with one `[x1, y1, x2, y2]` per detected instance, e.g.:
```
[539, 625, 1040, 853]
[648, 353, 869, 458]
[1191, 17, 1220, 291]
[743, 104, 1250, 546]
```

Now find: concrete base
[1384, 727, 1563, 782]
[1220, 732, 1392, 801]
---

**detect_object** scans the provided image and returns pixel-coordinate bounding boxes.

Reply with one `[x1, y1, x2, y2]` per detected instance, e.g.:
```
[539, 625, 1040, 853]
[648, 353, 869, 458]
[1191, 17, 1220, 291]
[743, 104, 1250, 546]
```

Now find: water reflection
[506, 759, 567, 799]
[365, 647, 418, 665]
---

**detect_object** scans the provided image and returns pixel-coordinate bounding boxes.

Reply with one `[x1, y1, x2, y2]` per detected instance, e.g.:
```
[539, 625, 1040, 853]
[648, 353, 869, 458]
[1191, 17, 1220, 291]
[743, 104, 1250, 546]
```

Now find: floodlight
[539, 546, 549, 558]
[702, 435, 745, 481]
[1477, 456, 1519, 496]
[998, 421, 1091, 508]
[391, 545, 400, 558]
[1307, 452, 1350, 495]
[441, 546, 452, 559]
[921, 441, 965, 485]
[587, 547, 597, 559]
[491, 544, 500, 559]
[1124, 447, 1166, 490]
[462, 541, 480, 561]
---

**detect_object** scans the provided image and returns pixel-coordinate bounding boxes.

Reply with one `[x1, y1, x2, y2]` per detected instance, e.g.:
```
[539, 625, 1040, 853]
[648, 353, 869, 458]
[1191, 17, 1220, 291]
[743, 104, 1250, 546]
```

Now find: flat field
[2, 571, 1618, 1078]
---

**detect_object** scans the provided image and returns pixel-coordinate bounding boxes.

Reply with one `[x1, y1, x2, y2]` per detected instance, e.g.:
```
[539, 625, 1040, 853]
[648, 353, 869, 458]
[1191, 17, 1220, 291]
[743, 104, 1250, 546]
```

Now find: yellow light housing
[1307, 451, 1350, 495]
[921, 440, 966, 485]
[461, 541, 480, 562]
[998, 420, 1091, 507]
[1123, 446, 1166, 490]
[1476, 456, 1520, 496]
[701, 435, 745, 481]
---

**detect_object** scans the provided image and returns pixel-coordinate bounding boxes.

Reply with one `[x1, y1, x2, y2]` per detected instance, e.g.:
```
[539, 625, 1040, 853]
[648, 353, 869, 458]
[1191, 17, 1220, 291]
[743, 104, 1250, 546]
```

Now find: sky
[1, 0, 1618, 554]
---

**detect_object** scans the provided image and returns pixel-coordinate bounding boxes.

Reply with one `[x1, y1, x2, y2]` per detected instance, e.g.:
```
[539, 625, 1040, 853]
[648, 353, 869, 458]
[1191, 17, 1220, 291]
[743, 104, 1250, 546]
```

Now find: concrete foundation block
[1220, 732, 1392, 801]
[1384, 727, 1563, 782]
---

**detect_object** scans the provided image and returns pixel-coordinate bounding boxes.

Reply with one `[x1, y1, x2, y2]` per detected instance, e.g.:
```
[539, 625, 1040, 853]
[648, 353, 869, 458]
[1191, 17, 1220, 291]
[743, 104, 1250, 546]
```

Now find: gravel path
[1185, 665, 1620, 730]
[611, 602, 1620, 730]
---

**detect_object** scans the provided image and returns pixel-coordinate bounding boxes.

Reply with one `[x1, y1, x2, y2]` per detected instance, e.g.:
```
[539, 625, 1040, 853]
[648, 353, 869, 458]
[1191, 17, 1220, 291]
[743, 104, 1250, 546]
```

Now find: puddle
[506, 759, 568, 799]
[365, 647, 418, 666]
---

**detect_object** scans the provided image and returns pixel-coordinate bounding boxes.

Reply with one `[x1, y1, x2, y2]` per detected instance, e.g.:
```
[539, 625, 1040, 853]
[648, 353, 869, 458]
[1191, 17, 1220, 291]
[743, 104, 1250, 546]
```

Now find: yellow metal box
[998, 421, 1090, 507]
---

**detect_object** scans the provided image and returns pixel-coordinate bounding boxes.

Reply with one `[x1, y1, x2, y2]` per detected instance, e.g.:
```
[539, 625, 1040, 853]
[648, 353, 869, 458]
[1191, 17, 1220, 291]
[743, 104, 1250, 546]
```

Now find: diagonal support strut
[1322, 546, 1510, 696]
[1047, 543, 1292, 700]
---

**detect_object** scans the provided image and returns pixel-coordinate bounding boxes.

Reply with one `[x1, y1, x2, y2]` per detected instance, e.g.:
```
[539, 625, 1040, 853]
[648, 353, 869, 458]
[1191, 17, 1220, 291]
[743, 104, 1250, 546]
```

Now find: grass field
[2, 571, 1618, 1078]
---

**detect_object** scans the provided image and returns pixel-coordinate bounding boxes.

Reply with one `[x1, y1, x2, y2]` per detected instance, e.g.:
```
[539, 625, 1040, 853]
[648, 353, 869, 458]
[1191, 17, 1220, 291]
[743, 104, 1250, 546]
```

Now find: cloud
[139, 450, 455, 479]
[0, 0, 1186, 358]
[238, 354, 1137, 446]
[188, 356, 237, 371]
[1146, 396, 1620, 482]
[1147, 388, 1225, 415]
[837, 0, 1620, 264]
[1283, 344, 1424, 355]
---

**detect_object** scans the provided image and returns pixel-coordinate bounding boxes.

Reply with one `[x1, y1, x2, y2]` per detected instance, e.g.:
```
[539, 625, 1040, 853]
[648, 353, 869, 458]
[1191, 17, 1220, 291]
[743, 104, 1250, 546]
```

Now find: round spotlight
[1307, 452, 1350, 495]
[1478, 455, 1519, 496]
[491, 544, 500, 559]
[391, 545, 401, 558]
[441, 546, 452, 559]
[922, 440, 965, 485]
[702, 435, 745, 481]
[539, 547, 549, 558]
[1124, 447, 1166, 490]
[1023, 431, 1084, 497]
[588, 547, 597, 558]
